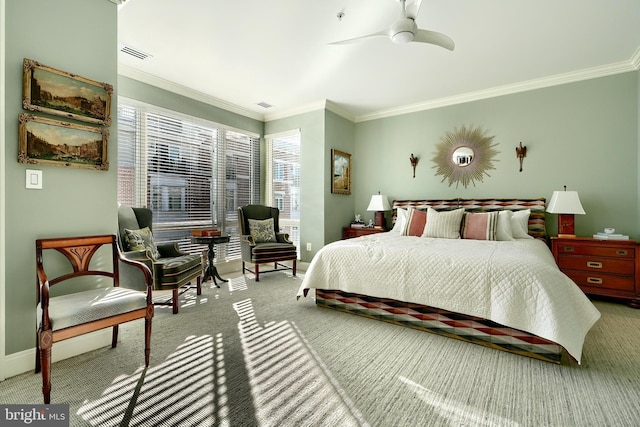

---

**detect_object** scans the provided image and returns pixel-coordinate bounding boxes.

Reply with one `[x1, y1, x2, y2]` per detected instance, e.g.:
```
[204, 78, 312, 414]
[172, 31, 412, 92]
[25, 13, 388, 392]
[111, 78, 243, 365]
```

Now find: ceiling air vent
[120, 45, 153, 61]
[257, 101, 274, 109]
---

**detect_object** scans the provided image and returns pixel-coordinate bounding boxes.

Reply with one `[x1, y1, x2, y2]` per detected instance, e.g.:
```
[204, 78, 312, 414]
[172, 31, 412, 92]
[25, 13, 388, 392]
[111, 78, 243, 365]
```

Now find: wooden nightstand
[551, 236, 640, 307]
[342, 227, 385, 239]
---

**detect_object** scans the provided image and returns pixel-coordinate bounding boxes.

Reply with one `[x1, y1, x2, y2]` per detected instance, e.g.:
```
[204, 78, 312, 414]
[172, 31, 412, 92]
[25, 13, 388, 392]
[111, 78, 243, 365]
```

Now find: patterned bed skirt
[315, 289, 565, 364]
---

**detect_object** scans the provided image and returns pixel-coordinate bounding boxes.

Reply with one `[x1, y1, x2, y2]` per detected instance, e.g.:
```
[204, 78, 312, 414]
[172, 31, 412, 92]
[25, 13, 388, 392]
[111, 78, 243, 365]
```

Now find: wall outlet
[306, 242, 312, 251]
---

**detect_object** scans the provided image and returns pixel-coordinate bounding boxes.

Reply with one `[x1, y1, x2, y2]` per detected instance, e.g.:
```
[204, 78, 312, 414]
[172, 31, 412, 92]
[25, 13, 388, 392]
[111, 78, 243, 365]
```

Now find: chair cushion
[124, 227, 161, 260]
[251, 242, 297, 263]
[45, 287, 148, 331]
[248, 218, 277, 243]
[156, 254, 202, 288]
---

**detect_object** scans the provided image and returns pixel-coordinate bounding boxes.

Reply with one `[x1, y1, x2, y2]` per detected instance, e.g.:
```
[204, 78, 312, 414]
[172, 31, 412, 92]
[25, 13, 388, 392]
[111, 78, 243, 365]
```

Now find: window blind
[216, 129, 261, 260]
[265, 130, 301, 257]
[117, 99, 260, 262]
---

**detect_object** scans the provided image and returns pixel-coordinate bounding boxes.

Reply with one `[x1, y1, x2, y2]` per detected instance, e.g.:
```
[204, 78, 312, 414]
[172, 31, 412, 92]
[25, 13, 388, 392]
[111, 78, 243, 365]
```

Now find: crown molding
[263, 99, 356, 123]
[118, 64, 265, 121]
[120, 50, 640, 125]
[355, 58, 640, 123]
[262, 100, 325, 122]
[324, 100, 356, 122]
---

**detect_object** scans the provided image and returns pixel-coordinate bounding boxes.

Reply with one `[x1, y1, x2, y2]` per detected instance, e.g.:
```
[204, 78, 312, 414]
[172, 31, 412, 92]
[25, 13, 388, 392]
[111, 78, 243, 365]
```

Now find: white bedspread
[297, 233, 601, 363]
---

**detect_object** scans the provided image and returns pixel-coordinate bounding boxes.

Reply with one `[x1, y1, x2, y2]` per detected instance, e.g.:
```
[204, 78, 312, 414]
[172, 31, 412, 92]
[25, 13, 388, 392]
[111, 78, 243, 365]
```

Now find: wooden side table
[342, 227, 385, 239]
[191, 235, 230, 287]
[551, 236, 640, 307]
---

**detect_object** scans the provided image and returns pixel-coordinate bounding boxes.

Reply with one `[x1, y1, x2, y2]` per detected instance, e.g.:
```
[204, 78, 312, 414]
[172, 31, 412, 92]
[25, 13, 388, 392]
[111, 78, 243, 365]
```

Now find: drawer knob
[616, 250, 628, 256]
[563, 247, 575, 253]
[587, 277, 603, 284]
[586, 261, 603, 269]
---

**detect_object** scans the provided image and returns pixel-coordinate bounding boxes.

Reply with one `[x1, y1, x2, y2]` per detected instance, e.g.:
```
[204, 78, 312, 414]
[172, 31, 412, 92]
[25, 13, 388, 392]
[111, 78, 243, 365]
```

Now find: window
[274, 161, 285, 181]
[117, 99, 260, 261]
[265, 130, 301, 257]
[274, 191, 285, 211]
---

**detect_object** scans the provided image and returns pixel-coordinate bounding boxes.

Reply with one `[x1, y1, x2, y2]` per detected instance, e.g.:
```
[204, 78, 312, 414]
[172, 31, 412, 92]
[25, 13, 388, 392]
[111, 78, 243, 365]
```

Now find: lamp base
[373, 211, 386, 230]
[558, 214, 576, 237]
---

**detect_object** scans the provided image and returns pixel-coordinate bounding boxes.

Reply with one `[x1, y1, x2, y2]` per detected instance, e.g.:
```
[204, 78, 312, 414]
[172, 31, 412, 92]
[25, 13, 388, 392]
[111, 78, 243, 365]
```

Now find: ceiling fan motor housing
[390, 18, 417, 43]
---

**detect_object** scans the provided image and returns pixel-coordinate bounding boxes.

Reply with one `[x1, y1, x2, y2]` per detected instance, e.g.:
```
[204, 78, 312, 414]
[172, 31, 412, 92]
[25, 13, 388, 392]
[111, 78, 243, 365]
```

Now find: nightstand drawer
[556, 243, 635, 259]
[342, 227, 385, 239]
[558, 257, 635, 275]
[563, 269, 636, 292]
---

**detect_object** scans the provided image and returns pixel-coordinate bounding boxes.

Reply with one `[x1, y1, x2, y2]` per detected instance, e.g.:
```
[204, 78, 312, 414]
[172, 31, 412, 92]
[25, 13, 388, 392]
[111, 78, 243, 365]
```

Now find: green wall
[354, 73, 639, 237]
[265, 110, 326, 262]
[324, 110, 356, 243]
[3, 0, 118, 355]
[265, 108, 355, 261]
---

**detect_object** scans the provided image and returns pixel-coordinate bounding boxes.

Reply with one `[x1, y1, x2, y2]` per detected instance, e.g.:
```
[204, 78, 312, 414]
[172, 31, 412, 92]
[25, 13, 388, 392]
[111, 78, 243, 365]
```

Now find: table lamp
[367, 192, 391, 229]
[547, 187, 585, 238]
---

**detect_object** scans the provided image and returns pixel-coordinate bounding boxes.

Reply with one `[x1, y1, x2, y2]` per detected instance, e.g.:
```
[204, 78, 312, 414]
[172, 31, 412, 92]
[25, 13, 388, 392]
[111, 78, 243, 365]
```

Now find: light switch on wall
[26, 169, 42, 189]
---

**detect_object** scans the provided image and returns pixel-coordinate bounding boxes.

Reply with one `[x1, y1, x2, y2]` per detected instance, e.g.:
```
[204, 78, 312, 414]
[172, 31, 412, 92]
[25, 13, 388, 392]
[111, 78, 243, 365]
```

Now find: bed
[297, 198, 601, 364]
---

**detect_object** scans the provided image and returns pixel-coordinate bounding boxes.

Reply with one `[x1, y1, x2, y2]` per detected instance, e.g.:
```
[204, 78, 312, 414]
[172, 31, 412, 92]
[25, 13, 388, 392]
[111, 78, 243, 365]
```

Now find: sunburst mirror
[432, 125, 499, 188]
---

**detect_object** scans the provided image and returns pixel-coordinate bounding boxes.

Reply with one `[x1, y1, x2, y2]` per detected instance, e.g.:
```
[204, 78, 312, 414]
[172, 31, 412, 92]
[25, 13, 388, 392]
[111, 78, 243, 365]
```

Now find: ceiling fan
[331, 0, 454, 51]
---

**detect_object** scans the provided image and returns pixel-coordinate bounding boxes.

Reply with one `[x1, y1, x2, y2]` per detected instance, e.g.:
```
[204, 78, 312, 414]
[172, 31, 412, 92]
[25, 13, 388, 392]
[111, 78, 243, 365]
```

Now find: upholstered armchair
[117, 205, 202, 314]
[238, 204, 297, 281]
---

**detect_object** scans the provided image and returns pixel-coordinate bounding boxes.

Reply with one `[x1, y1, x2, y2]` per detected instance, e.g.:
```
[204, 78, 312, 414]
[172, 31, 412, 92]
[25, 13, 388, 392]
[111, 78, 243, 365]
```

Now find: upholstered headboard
[392, 198, 546, 239]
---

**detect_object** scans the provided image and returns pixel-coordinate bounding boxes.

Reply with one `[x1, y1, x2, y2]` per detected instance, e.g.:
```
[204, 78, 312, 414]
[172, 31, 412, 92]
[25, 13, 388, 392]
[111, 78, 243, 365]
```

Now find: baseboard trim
[3, 329, 111, 379]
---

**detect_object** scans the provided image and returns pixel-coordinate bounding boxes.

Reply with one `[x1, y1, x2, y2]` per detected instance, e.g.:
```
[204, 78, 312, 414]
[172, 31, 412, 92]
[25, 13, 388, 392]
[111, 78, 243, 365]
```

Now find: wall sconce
[546, 186, 585, 237]
[410, 154, 419, 178]
[516, 142, 526, 172]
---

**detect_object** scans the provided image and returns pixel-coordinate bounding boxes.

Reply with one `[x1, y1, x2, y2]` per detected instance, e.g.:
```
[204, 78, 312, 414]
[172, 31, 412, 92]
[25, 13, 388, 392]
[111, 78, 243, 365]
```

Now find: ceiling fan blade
[413, 29, 455, 50]
[404, 0, 423, 20]
[330, 29, 389, 45]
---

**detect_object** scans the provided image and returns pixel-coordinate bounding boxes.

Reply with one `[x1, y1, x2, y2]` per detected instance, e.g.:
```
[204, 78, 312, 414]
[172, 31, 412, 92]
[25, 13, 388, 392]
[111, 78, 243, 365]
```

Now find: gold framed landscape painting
[22, 58, 113, 126]
[331, 149, 352, 195]
[18, 114, 109, 171]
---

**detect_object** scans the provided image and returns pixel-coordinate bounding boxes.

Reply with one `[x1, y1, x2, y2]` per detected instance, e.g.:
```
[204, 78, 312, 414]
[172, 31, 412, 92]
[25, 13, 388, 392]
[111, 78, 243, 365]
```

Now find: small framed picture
[22, 58, 113, 126]
[331, 149, 352, 195]
[18, 114, 109, 171]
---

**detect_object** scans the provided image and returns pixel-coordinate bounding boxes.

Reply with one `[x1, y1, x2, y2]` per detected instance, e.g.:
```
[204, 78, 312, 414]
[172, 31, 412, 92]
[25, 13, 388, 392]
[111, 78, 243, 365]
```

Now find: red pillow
[461, 212, 498, 240]
[404, 209, 427, 237]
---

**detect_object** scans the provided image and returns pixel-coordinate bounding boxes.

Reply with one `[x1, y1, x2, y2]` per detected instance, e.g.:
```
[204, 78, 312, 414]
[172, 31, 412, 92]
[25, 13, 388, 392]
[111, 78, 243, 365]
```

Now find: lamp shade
[546, 191, 586, 215]
[367, 194, 391, 212]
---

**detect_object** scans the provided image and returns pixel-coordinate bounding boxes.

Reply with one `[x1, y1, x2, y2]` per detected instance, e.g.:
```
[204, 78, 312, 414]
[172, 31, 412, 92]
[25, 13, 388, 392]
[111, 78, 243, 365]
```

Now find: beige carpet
[1, 271, 640, 426]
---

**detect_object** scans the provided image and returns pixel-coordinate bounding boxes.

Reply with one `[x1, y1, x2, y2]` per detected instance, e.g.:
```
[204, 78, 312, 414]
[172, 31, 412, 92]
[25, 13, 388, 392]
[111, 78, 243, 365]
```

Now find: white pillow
[496, 210, 514, 241]
[511, 209, 534, 239]
[391, 208, 408, 234]
[422, 207, 464, 239]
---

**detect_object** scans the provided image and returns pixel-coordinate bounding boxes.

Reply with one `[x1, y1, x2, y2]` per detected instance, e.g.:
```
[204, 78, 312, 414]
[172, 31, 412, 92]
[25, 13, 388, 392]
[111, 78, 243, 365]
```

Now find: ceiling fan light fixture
[330, 0, 454, 50]
[392, 31, 414, 44]
[390, 17, 417, 44]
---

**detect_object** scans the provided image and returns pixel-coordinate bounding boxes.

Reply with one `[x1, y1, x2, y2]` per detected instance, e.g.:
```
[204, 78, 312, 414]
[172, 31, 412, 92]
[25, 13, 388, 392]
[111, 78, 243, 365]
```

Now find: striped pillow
[461, 211, 499, 240]
[403, 208, 427, 237]
[422, 208, 464, 239]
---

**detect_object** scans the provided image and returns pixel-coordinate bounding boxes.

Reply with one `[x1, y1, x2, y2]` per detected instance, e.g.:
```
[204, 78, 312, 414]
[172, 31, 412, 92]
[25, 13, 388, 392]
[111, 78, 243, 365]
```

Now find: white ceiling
[117, 0, 640, 122]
